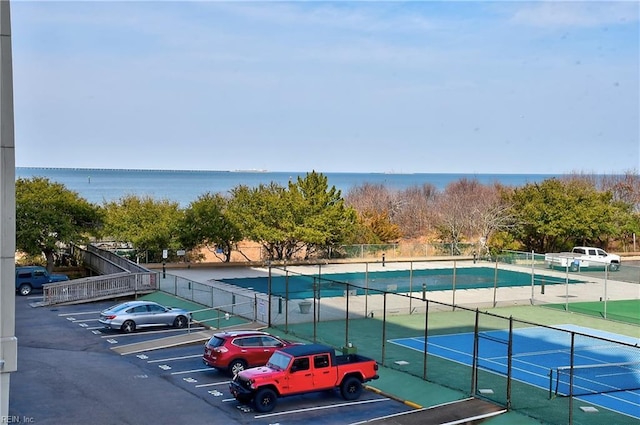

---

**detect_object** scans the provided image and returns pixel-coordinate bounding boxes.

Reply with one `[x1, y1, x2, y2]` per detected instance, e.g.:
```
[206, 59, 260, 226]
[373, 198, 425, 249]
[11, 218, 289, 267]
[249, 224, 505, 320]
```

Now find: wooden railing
[42, 272, 158, 305]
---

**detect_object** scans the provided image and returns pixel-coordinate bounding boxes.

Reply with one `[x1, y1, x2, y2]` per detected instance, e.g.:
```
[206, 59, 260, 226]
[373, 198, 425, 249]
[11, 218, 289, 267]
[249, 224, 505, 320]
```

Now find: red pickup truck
[229, 343, 379, 412]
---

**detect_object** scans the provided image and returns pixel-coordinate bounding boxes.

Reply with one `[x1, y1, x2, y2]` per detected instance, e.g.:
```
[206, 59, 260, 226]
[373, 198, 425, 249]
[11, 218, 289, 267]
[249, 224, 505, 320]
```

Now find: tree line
[16, 170, 640, 271]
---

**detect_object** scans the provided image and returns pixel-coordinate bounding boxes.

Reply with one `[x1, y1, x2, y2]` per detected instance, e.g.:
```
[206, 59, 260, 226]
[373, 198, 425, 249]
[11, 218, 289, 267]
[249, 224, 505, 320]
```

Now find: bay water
[16, 167, 559, 207]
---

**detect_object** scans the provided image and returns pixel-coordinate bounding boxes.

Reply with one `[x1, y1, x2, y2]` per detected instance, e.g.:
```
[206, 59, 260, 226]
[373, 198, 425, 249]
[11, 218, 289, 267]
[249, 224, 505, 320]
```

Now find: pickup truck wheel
[340, 376, 363, 400]
[228, 359, 247, 377]
[609, 263, 620, 272]
[253, 388, 277, 413]
[18, 283, 32, 296]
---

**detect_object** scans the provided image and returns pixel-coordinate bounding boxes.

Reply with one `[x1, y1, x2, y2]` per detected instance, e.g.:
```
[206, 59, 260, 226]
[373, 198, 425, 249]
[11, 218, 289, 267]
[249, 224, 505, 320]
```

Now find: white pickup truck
[544, 247, 621, 272]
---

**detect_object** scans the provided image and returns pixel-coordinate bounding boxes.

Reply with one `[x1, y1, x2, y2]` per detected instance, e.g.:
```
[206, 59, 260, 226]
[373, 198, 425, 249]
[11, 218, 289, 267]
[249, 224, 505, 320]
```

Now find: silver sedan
[99, 300, 191, 333]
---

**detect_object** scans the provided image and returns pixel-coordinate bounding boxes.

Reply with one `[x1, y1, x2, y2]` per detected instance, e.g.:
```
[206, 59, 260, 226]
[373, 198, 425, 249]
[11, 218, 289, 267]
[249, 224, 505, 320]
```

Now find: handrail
[42, 272, 158, 305]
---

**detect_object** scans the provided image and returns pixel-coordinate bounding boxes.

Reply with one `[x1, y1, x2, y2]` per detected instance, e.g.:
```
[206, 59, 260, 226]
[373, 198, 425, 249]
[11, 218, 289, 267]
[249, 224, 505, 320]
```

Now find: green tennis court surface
[544, 299, 640, 325]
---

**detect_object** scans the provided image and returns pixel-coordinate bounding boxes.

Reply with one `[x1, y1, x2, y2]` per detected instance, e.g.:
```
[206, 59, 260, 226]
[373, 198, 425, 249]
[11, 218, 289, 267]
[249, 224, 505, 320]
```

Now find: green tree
[178, 193, 243, 262]
[507, 178, 620, 252]
[229, 182, 295, 260]
[102, 195, 181, 262]
[16, 177, 101, 271]
[228, 171, 357, 260]
[288, 171, 358, 258]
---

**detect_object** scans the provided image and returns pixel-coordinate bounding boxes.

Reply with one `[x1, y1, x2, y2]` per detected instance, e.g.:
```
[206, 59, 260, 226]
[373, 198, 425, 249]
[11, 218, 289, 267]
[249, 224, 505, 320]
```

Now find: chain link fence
[264, 265, 640, 425]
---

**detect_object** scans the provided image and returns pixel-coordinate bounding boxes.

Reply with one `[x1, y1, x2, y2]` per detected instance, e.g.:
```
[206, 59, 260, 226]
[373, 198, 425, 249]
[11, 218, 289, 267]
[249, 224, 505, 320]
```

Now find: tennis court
[389, 324, 640, 420]
[545, 299, 640, 325]
[220, 267, 584, 299]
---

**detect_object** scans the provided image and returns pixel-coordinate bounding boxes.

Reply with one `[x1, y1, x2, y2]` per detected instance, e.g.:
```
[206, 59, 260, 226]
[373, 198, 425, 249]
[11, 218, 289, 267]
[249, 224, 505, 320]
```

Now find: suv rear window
[208, 336, 226, 347]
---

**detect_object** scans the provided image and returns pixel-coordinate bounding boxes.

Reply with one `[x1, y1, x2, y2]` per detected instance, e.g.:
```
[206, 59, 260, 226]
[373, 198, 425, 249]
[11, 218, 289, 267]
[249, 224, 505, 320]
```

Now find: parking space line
[147, 354, 202, 363]
[72, 318, 100, 323]
[58, 311, 102, 316]
[255, 398, 390, 419]
[195, 381, 229, 388]
[170, 368, 211, 375]
[100, 327, 204, 338]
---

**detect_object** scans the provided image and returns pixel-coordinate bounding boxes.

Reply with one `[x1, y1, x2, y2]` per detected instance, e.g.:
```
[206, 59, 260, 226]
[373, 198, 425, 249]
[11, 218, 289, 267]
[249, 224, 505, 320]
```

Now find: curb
[365, 385, 423, 409]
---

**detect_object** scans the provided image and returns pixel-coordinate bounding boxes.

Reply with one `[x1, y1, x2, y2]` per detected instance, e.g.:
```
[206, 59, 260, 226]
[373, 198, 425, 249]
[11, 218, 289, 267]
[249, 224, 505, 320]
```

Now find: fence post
[268, 264, 272, 327]
[365, 262, 369, 317]
[345, 283, 350, 348]
[409, 262, 413, 313]
[452, 261, 456, 310]
[381, 292, 387, 365]
[313, 277, 317, 342]
[493, 261, 498, 308]
[603, 266, 608, 319]
[471, 309, 479, 396]
[507, 316, 513, 410]
[569, 332, 575, 425]
[423, 299, 429, 380]
[285, 271, 289, 333]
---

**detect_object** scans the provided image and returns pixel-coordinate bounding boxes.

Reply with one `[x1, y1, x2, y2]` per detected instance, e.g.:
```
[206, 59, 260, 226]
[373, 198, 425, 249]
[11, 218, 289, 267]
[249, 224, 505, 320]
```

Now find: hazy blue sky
[12, 1, 639, 174]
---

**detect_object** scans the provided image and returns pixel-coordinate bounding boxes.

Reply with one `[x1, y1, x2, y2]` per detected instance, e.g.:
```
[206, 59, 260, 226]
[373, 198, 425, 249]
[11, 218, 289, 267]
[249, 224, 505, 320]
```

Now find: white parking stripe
[170, 368, 211, 375]
[100, 327, 204, 338]
[255, 398, 390, 418]
[58, 311, 102, 316]
[147, 354, 202, 363]
[195, 381, 229, 388]
[71, 318, 100, 323]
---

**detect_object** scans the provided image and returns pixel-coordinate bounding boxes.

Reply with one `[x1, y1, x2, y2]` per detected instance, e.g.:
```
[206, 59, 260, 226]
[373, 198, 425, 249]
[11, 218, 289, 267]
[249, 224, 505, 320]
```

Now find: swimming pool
[219, 267, 583, 299]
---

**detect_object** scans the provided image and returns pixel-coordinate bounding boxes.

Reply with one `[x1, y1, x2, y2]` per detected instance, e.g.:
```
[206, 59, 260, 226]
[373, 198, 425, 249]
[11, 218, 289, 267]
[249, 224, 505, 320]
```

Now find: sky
[11, 0, 640, 174]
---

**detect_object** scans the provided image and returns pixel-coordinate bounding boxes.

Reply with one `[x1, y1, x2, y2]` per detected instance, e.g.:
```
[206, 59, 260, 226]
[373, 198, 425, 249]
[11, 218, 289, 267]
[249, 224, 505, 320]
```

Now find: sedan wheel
[173, 315, 188, 329]
[121, 320, 136, 333]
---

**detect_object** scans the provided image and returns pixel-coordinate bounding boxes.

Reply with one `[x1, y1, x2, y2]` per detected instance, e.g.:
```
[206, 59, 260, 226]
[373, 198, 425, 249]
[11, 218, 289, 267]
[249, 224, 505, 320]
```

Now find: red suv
[203, 330, 298, 376]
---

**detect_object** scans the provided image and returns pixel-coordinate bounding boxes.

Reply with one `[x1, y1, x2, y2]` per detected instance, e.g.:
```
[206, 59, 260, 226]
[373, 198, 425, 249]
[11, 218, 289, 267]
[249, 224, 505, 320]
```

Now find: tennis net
[552, 361, 640, 396]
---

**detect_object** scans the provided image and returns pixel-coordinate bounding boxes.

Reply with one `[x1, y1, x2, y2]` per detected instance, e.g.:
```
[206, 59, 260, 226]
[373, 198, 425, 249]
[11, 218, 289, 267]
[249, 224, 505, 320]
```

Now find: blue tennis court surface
[389, 324, 640, 419]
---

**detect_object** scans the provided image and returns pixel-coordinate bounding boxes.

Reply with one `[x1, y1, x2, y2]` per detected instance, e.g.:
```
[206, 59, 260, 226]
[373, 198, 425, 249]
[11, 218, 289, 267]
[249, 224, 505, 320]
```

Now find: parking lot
[9, 294, 415, 425]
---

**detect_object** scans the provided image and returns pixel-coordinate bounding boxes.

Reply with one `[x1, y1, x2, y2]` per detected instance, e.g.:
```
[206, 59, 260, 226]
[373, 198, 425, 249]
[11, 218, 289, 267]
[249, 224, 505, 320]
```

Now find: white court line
[147, 354, 202, 363]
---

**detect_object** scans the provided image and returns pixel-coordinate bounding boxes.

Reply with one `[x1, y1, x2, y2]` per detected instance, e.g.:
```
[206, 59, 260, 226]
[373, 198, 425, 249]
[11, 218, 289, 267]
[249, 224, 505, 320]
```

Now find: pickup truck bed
[545, 247, 621, 272]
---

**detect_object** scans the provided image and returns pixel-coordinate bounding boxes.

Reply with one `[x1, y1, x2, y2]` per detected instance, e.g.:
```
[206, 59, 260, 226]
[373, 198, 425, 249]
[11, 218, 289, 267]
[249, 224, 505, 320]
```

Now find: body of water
[16, 167, 560, 207]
